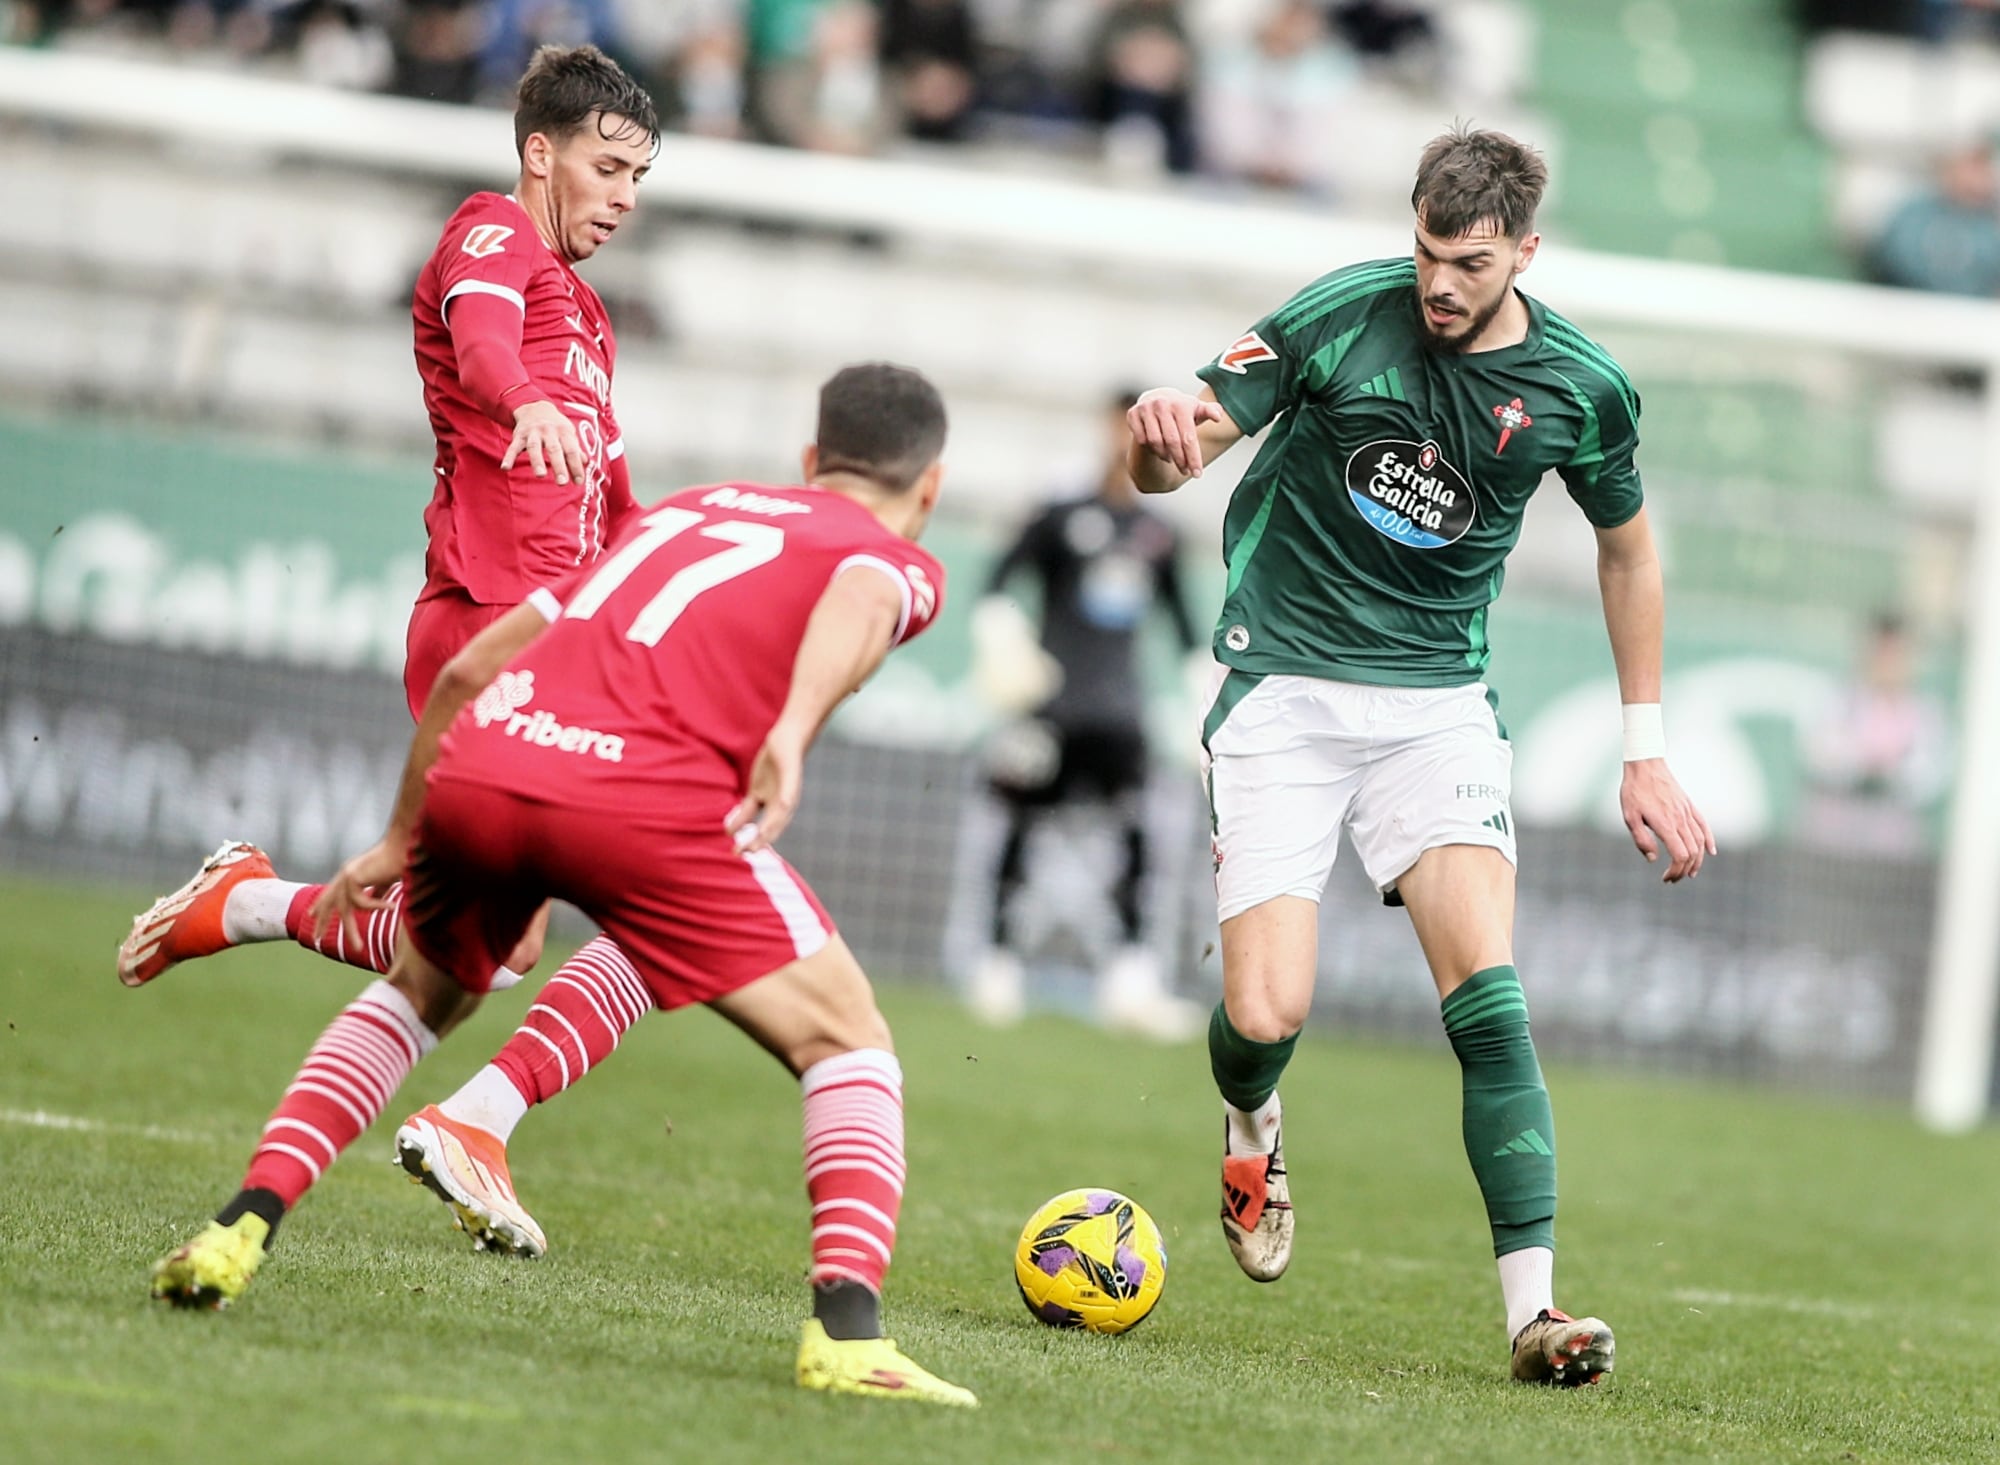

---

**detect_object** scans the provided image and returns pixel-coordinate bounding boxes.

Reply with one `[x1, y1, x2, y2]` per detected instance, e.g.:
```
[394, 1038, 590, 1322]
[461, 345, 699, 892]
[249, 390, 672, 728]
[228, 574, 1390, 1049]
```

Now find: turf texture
[2, 876, 1998, 1464]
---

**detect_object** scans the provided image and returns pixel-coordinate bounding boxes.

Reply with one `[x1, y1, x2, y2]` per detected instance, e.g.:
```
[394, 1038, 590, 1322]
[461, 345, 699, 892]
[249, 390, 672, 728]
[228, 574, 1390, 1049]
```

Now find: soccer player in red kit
[117, 47, 678, 1231]
[149, 365, 977, 1406]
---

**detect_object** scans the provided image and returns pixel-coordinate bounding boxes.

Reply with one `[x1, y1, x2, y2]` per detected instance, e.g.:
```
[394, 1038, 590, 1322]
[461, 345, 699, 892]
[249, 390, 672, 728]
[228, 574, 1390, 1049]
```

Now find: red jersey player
[117, 49, 683, 1236]
[149, 365, 978, 1407]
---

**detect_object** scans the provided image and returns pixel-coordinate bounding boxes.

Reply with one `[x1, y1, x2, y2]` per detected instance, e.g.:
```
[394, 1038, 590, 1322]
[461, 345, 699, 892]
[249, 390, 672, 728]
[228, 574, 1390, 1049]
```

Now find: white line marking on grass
[1671, 1288, 1877, 1321]
[1671, 1287, 2000, 1339]
[0, 1107, 215, 1144]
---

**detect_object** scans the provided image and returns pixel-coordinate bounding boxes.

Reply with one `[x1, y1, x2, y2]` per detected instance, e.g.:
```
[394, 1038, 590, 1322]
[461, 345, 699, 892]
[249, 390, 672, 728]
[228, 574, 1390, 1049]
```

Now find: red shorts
[404, 590, 513, 721]
[402, 776, 835, 1008]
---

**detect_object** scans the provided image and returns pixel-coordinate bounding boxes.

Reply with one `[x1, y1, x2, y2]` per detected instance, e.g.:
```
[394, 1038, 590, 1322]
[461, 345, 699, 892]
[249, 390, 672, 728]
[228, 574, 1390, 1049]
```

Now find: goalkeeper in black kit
[966, 388, 1206, 1041]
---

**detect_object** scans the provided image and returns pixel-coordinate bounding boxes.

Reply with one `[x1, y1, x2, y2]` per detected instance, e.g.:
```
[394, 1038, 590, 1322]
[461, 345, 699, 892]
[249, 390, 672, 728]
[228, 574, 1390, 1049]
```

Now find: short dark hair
[815, 364, 948, 492]
[1411, 124, 1548, 241]
[513, 44, 660, 159]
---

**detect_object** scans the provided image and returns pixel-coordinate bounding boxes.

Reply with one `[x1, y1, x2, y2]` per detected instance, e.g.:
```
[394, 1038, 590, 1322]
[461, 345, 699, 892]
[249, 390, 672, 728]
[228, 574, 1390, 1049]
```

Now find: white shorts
[1200, 668, 1516, 924]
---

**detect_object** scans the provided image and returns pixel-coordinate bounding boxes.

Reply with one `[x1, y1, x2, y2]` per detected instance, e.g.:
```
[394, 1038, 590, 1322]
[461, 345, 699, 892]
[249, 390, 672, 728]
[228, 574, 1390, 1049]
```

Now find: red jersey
[412, 192, 634, 606]
[434, 482, 945, 822]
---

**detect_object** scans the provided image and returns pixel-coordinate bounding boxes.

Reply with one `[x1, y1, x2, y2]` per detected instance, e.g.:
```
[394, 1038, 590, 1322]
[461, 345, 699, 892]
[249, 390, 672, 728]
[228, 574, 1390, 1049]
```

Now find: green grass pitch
[2, 876, 1998, 1464]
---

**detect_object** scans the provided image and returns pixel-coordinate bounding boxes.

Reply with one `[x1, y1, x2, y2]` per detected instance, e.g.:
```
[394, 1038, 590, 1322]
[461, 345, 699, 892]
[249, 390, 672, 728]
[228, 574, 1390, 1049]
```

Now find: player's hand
[1620, 759, 1715, 883]
[309, 837, 405, 954]
[725, 727, 808, 855]
[1128, 388, 1227, 478]
[503, 401, 585, 486]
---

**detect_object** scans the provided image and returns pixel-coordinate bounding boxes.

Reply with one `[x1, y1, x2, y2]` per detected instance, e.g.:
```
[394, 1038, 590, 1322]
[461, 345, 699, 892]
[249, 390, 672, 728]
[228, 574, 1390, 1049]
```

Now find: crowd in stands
[1, 0, 1445, 190]
[1799, 1, 2000, 294]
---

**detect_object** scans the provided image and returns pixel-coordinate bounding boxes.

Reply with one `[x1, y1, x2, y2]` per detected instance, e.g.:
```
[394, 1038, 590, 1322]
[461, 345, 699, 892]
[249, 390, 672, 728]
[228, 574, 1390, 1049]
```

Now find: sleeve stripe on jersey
[527, 587, 563, 623]
[1274, 260, 1413, 330]
[1278, 265, 1417, 337]
[1543, 319, 1633, 397]
[606, 437, 625, 462]
[1544, 366, 1603, 471]
[1542, 320, 1640, 423]
[442, 278, 527, 317]
[1272, 259, 1411, 329]
[832, 554, 914, 644]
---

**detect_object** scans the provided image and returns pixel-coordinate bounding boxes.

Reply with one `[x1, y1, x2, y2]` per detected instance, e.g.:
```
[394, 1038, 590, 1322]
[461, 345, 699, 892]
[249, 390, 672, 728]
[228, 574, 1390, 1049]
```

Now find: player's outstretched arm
[1594, 509, 1715, 883]
[310, 602, 553, 947]
[726, 566, 905, 854]
[447, 289, 587, 486]
[1127, 386, 1244, 492]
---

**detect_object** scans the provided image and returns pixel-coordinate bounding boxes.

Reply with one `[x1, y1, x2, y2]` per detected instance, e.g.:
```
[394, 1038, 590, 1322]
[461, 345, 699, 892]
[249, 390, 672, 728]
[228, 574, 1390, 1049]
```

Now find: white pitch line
[0, 1107, 216, 1144]
[1671, 1287, 1877, 1322]
[1671, 1287, 2000, 1339]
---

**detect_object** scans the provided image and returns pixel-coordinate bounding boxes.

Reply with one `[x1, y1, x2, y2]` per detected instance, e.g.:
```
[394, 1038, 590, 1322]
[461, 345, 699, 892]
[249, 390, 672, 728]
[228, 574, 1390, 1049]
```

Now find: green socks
[1442, 966, 1557, 1257]
[1208, 1003, 1298, 1112]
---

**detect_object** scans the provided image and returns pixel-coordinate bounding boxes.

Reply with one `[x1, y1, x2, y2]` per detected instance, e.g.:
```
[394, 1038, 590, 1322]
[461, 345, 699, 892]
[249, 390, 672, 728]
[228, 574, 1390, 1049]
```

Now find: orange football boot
[117, 841, 275, 987]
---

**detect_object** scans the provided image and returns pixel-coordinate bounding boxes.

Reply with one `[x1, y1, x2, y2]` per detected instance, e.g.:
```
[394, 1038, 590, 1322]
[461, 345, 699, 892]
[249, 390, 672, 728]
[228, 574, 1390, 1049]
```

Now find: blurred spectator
[1198, 0, 1355, 192]
[1920, 0, 2000, 44]
[1794, 0, 1927, 35]
[4, 0, 73, 43]
[1086, 0, 1197, 176]
[1799, 0, 2000, 39]
[747, 0, 883, 153]
[388, 0, 482, 103]
[1869, 140, 2000, 296]
[480, 0, 621, 98]
[1800, 612, 1951, 857]
[163, 0, 276, 57]
[1329, 0, 1437, 85]
[674, 1, 749, 139]
[293, 1, 392, 90]
[880, 0, 978, 143]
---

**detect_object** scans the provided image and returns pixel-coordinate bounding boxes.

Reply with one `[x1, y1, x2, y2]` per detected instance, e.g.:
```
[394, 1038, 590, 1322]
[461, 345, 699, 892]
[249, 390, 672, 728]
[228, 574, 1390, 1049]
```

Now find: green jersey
[1194, 257, 1643, 688]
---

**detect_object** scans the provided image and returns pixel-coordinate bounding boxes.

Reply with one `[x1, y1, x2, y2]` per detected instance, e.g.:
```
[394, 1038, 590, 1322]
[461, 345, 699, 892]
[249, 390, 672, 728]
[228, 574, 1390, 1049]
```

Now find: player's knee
[389, 960, 479, 1037]
[505, 927, 545, 974]
[1224, 986, 1310, 1044]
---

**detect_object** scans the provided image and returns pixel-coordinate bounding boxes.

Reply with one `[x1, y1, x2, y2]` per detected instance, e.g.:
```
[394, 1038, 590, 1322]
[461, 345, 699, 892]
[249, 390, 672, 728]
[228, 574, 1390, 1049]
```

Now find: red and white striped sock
[242, 980, 437, 1208]
[801, 1048, 905, 1293]
[283, 882, 406, 975]
[476, 936, 653, 1137]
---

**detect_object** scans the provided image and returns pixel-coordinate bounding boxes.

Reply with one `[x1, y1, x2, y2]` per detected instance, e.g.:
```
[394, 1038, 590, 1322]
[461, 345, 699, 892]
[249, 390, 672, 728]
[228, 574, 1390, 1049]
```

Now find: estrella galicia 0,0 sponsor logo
[1343, 439, 1476, 550]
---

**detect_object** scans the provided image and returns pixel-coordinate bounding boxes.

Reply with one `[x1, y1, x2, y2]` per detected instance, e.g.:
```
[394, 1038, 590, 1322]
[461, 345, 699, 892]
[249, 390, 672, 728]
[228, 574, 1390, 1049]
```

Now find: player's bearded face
[1412, 218, 1528, 354]
[544, 115, 653, 263]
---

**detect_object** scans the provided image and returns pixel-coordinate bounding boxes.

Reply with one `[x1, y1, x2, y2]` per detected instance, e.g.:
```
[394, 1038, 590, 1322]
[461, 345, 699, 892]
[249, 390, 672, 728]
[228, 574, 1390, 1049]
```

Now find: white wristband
[1622, 702, 1666, 762]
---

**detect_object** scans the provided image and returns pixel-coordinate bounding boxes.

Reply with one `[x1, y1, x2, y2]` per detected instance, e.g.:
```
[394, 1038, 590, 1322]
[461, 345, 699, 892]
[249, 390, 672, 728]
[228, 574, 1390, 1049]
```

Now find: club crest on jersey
[460, 224, 514, 259]
[1344, 439, 1477, 550]
[1214, 331, 1279, 375]
[1491, 397, 1533, 456]
[474, 670, 535, 727]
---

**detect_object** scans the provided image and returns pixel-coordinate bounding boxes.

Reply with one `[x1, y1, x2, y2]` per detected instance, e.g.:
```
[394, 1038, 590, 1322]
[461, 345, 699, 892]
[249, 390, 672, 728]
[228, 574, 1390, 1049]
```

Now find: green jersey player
[1127, 126, 1714, 1386]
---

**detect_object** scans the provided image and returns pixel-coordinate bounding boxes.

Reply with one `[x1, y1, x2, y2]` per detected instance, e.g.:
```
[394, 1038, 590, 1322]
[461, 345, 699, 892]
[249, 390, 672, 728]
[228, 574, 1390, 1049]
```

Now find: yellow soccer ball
[1014, 1188, 1166, 1334]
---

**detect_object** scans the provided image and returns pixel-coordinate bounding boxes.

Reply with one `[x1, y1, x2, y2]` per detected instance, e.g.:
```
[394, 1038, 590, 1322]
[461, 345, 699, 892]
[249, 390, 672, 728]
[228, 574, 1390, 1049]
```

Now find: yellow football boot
[795, 1319, 978, 1408]
[150, 1214, 272, 1310]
